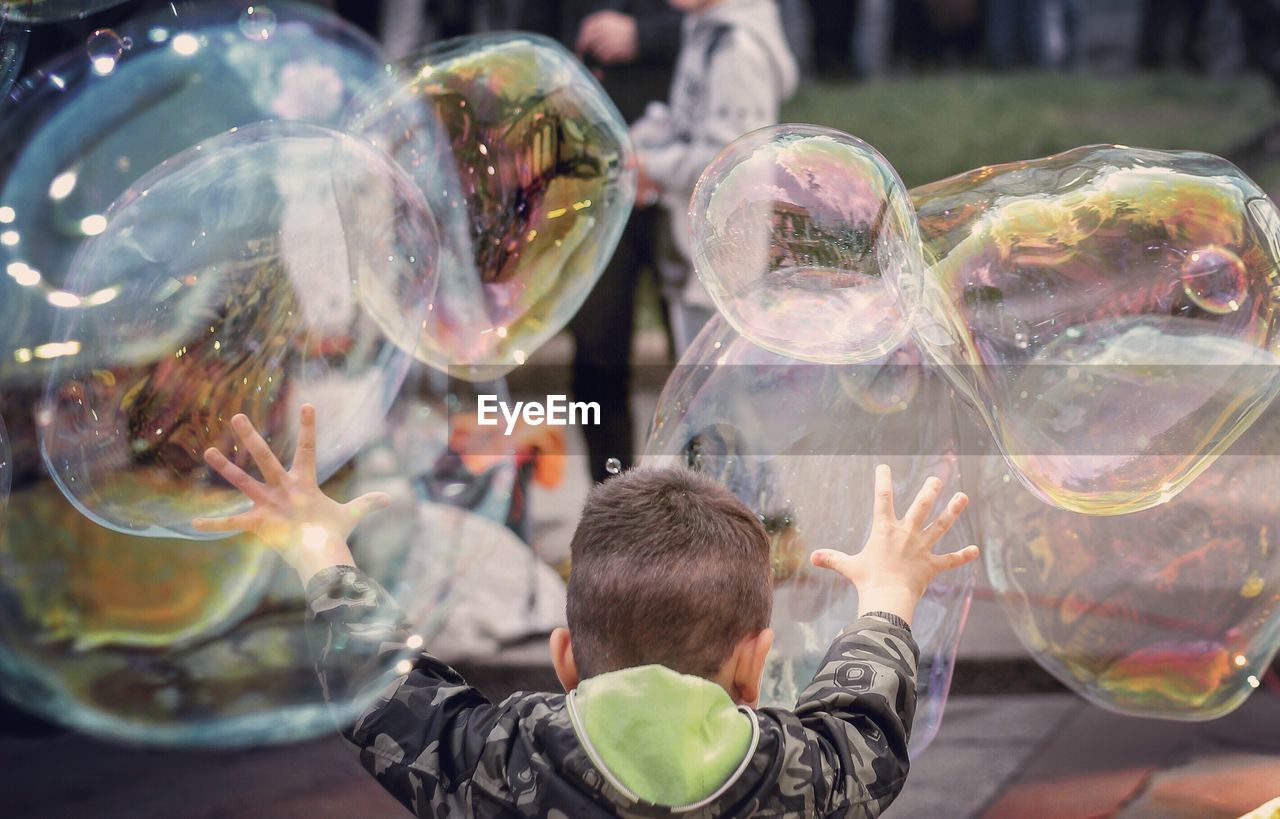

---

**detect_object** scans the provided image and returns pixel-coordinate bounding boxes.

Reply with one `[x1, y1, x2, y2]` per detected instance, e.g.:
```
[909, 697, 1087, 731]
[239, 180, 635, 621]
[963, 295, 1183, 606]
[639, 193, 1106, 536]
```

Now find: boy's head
[549, 466, 775, 706]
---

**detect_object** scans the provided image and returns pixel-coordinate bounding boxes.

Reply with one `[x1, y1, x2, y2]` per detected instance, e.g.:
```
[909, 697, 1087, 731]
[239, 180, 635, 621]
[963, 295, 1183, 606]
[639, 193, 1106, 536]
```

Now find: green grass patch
[782, 70, 1276, 188]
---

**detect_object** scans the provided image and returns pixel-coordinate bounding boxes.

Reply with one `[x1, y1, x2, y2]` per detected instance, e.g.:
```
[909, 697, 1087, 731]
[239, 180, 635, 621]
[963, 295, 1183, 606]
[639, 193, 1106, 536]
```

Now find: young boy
[195, 407, 978, 817]
[631, 0, 799, 354]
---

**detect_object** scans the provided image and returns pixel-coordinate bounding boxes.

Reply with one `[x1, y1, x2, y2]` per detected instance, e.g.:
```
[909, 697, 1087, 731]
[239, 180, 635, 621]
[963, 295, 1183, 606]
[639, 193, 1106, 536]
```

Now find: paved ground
[5, 688, 1276, 818]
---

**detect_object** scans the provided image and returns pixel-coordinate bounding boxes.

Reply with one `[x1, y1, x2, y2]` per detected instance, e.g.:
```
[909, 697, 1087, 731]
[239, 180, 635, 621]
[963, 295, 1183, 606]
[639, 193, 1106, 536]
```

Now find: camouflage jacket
[306, 565, 918, 818]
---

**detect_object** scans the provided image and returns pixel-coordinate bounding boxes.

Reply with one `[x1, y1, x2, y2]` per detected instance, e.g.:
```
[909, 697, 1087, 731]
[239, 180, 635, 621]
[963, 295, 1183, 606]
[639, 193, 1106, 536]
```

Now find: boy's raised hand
[192, 405, 389, 581]
[809, 464, 980, 626]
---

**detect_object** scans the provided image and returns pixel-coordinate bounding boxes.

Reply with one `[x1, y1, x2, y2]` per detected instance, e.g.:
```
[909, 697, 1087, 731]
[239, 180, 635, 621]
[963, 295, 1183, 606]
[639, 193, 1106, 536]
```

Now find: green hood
[567, 664, 756, 808]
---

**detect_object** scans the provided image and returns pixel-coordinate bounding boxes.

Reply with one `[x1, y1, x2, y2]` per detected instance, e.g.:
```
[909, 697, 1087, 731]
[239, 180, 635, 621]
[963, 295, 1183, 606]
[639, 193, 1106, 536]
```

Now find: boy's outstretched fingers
[933, 544, 981, 572]
[203, 446, 269, 503]
[231, 413, 289, 485]
[810, 549, 852, 573]
[924, 492, 969, 547]
[192, 512, 256, 533]
[345, 491, 393, 521]
[292, 404, 318, 481]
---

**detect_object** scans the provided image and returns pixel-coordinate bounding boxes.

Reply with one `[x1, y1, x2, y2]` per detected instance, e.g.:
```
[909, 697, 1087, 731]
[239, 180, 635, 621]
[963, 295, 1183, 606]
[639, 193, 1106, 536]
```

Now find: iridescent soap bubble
[690, 124, 921, 364]
[238, 5, 278, 42]
[86, 28, 130, 75]
[37, 121, 438, 539]
[1, 0, 132, 25]
[643, 314, 975, 753]
[347, 32, 635, 379]
[0, 1, 384, 386]
[0, 5, 28, 100]
[975, 403, 1280, 719]
[911, 145, 1280, 515]
[0, 451, 488, 746]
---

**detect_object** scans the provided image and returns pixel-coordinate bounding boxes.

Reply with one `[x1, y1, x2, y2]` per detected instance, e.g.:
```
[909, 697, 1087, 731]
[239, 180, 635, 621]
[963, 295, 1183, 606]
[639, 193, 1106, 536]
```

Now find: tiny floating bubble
[239, 6, 278, 41]
[605, 457, 621, 475]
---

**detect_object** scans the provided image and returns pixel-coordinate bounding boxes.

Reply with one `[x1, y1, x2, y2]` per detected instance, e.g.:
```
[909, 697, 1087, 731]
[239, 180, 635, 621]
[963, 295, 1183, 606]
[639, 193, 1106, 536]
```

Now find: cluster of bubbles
[0, 1, 628, 745]
[912, 145, 1280, 517]
[688, 127, 1280, 720]
[643, 314, 975, 752]
[2, 0, 1274, 755]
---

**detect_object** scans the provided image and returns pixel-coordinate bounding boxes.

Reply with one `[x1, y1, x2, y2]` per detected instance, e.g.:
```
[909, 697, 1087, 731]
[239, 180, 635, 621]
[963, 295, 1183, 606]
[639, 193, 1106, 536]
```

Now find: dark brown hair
[566, 465, 772, 679]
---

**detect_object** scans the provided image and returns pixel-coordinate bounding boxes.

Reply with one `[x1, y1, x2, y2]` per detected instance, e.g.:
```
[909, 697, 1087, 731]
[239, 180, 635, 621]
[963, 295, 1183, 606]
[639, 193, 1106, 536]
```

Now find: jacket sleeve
[640, 28, 788, 199]
[305, 565, 506, 817]
[765, 615, 918, 817]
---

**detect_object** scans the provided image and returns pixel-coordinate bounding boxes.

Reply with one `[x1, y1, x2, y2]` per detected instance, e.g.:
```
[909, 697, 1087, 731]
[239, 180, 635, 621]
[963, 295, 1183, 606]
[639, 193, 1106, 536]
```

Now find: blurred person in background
[630, 0, 798, 355]
[986, 0, 1082, 69]
[807, 0, 858, 77]
[521, 1, 684, 484]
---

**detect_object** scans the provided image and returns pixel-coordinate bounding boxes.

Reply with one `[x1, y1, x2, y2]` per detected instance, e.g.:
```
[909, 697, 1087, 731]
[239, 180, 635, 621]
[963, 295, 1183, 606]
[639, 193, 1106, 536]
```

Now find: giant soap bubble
[643, 314, 975, 753]
[974, 404, 1280, 719]
[0, 4, 27, 100]
[37, 121, 439, 538]
[347, 32, 635, 379]
[0, 0, 385, 385]
[911, 145, 1280, 515]
[690, 124, 921, 364]
[0, 450, 491, 746]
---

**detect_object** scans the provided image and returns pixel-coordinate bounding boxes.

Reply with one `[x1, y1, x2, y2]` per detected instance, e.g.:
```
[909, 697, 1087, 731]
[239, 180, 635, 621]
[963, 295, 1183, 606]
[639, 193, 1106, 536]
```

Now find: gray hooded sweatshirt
[631, 0, 800, 308]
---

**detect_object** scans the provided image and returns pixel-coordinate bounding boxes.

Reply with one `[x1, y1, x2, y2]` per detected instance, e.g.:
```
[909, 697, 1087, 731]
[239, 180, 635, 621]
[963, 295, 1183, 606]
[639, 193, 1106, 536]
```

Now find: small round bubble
[238, 5, 278, 42]
[86, 29, 131, 75]
[690, 124, 922, 364]
[1180, 245, 1249, 314]
[604, 457, 622, 475]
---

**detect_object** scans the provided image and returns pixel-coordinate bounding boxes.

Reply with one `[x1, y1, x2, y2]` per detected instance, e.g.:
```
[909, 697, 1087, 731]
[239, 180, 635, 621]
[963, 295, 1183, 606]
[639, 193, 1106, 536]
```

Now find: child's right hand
[192, 405, 390, 582]
[809, 464, 979, 626]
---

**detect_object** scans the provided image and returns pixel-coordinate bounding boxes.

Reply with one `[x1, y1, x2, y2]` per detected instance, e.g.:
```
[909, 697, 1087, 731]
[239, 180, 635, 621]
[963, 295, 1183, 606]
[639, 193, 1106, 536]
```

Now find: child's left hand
[193, 404, 389, 580]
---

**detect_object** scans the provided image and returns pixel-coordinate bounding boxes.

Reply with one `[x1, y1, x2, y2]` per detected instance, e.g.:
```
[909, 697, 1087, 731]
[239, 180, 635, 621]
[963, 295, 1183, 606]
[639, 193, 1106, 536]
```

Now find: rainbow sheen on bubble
[0, 1, 384, 384]
[0, 5, 27, 100]
[912, 145, 1280, 515]
[974, 405, 1280, 718]
[643, 314, 974, 753]
[2, 0, 131, 24]
[0, 457, 487, 746]
[690, 124, 921, 364]
[38, 121, 438, 538]
[347, 32, 635, 379]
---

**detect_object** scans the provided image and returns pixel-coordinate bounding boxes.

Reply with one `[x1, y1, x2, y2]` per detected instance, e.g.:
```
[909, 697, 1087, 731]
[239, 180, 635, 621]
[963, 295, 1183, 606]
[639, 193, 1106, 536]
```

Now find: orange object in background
[450, 413, 567, 489]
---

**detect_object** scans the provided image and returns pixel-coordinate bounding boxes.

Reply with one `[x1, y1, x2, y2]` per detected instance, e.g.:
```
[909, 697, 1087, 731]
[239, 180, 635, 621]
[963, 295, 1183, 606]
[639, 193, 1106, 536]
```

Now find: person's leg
[570, 208, 652, 482]
[808, 0, 857, 76]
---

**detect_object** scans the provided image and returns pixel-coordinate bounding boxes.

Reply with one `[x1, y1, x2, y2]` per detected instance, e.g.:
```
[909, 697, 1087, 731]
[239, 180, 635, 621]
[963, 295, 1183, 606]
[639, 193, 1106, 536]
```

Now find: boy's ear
[549, 627, 580, 692]
[732, 628, 774, 708]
